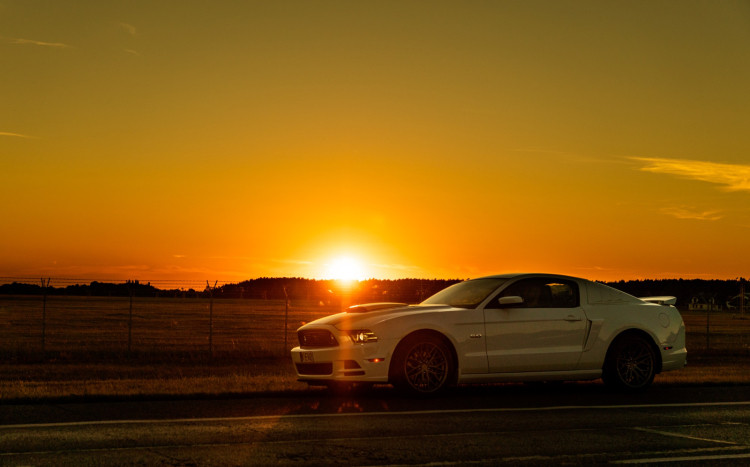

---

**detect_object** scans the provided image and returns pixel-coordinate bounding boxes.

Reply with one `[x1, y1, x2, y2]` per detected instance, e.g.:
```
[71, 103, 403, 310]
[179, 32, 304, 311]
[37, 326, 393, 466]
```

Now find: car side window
[489, 278, 580, 308]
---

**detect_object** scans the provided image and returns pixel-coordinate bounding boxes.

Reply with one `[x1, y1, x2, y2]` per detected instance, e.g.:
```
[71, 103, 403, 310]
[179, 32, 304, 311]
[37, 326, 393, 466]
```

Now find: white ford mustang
[291, 273, 687, 394]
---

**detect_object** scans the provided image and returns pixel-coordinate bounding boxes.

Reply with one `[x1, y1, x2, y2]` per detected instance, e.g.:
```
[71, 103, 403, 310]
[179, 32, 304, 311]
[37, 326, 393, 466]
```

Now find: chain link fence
[0, 280, 341, 361]
[1, 277, 748, 361]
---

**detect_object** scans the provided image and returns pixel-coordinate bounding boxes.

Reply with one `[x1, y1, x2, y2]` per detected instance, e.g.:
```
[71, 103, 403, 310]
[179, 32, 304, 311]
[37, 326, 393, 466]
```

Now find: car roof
[472, 273, 644, 304]
[473, 273, 586, 282]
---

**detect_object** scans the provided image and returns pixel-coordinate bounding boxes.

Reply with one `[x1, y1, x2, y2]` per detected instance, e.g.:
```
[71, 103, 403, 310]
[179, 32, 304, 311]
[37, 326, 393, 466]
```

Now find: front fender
[376, 309, 488, 375]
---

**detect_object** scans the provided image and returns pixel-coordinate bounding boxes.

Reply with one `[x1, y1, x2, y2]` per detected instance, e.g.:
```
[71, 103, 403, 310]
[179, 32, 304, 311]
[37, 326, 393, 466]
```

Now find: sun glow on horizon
[323, 255, 368, 282]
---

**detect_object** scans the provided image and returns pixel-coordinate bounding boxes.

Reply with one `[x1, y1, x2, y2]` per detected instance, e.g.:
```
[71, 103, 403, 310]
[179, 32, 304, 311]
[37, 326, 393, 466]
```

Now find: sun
[324, 255, 367, 281]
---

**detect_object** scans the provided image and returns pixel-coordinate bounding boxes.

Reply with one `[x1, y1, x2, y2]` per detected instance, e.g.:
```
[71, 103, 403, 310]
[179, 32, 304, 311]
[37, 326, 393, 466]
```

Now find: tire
[392, 334, 455, 395]
[602, 334, 656, 391]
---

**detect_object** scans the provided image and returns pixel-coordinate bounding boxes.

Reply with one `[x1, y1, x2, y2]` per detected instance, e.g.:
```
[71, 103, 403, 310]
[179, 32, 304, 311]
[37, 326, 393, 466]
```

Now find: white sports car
[291, 273, 687, 394]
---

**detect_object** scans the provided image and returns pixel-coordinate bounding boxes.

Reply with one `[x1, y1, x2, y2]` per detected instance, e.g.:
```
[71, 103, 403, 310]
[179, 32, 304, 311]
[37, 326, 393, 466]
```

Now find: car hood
[304, 303, 451, 330]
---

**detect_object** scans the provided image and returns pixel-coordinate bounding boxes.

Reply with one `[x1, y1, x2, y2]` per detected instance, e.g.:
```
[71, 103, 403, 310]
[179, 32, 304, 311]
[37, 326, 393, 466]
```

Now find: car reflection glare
[336, 401, 364, 413]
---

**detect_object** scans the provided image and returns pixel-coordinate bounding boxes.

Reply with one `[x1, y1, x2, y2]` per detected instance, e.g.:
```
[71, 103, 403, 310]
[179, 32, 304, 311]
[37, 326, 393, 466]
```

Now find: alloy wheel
[403, 341, 449, 393]
[614, 338, 655, 388]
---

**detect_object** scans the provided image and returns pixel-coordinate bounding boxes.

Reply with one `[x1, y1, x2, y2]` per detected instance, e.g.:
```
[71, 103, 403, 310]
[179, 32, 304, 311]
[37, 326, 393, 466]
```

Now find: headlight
[349, 330, 378, 344]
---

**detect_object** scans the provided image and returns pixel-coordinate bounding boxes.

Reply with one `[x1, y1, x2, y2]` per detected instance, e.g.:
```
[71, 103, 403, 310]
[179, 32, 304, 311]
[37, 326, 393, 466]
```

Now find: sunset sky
[2, 1, 749, 284]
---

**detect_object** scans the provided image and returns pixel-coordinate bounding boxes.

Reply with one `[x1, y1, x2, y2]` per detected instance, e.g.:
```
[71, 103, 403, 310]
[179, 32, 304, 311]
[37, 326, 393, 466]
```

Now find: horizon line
[2, 275, 748, 288]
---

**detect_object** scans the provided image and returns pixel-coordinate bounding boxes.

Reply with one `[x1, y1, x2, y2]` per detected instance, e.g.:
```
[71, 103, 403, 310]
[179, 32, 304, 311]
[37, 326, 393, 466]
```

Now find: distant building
[689, 296, 721, 312]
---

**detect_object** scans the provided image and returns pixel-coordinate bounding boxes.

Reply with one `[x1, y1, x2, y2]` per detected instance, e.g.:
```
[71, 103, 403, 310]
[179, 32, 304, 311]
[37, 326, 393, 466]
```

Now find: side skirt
[458, 369, 602, 384]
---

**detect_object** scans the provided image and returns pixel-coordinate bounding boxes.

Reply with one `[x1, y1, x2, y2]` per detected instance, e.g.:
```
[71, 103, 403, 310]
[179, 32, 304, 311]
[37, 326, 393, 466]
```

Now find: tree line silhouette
[0, 277, 746, 309]
[0, 278, 461, 304]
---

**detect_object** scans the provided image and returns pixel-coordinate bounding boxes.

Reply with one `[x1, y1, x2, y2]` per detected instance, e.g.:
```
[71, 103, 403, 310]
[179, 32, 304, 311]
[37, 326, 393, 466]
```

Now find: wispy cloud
[119, 22, 137, 36]
[373, 262, 419, 272]
[631, 157, 750, 192]
[661, 206, 723, 221]
[0, 131, 33, 139]
[6, 37, 71, 48]
[273, 258, 314, 266]
[513, 147, 571, 156]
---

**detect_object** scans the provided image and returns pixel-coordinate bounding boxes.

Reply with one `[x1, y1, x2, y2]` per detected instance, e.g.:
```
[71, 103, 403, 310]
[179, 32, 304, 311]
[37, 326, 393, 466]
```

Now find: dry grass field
[681, 310, 750, 355]
[0, 295, 339, 360]
[1, 296, 749, 401]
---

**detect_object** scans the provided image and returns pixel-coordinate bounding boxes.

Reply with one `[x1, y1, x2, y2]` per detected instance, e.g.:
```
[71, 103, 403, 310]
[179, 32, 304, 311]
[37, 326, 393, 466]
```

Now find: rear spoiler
[640, 296, 677, 306]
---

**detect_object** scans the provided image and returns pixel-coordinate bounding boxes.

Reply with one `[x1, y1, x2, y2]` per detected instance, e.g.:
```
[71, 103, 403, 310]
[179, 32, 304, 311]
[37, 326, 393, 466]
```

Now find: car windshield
[420, 278, 508, 309]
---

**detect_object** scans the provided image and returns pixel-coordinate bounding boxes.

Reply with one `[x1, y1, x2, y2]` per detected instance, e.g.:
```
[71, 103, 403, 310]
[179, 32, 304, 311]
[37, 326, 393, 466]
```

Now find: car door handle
[565, 315, 582, 321]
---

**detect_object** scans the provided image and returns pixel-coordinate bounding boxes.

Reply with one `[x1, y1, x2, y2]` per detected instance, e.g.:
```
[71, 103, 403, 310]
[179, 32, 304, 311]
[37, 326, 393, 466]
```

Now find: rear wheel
[392, 334, 454, 395]
[603, 335, 656, 391]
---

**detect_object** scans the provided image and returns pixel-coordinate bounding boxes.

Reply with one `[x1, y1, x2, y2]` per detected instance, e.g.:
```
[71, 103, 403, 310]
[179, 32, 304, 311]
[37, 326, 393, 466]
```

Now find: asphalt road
[2, 384, 750, 466]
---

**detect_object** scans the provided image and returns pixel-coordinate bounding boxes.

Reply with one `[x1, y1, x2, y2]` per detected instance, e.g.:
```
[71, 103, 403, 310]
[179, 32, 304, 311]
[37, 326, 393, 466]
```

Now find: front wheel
[392, 334, 455, 395]
[603, 335, 656, 391]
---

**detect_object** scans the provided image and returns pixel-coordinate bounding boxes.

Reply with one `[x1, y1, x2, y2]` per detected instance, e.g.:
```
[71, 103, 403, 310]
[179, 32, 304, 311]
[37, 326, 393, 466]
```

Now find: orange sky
[2, 1, 750, 283]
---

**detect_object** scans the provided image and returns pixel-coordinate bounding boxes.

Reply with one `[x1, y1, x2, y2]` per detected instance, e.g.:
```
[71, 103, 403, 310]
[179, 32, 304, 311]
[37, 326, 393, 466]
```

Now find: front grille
[296, 363, 333, 375]
[298, 329, 338, 348]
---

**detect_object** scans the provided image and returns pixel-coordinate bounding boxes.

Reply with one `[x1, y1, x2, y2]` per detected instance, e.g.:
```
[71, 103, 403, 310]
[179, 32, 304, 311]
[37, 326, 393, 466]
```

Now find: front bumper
[290, 329, 393, 383]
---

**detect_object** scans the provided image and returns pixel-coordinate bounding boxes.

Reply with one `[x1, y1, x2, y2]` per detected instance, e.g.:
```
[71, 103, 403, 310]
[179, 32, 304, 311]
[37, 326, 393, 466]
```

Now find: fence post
[41, 277, 50, 357]
[128, 287, 134, 355]
[283, 285, 289, 357]
[706, 307, 710, 352]
[207, 280, 217, 360]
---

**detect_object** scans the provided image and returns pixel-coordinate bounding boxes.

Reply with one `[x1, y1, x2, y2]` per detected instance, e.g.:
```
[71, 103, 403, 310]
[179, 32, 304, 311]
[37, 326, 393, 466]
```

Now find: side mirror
[497, 296, 524, 307]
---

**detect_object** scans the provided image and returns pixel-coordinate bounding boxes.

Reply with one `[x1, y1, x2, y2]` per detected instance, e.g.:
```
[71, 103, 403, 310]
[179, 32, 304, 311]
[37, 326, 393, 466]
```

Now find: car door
[483, 277, 587, 373]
